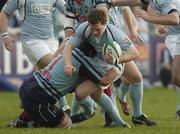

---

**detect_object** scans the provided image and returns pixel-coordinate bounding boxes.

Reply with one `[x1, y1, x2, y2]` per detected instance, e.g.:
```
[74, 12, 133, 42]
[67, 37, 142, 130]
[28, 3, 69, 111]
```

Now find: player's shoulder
[107, 24, 124, 35]
[75, 22, 89, 31]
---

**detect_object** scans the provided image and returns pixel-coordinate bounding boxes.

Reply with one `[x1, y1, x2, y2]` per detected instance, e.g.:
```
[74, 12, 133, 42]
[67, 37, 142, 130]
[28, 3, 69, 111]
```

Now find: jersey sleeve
[67, 22, 88, 47]
[155, 0, 177, 14]
[108, 24, 134, 52]
[2, 0, 19, 15]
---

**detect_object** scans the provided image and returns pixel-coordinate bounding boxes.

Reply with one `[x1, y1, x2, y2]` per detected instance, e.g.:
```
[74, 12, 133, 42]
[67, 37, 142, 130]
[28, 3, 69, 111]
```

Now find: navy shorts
[19, 75, 64, 127]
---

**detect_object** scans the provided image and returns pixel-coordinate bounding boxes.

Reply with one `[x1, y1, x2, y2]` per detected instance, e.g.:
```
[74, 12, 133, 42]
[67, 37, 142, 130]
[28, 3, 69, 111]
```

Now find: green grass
[1, 87, 180, 134]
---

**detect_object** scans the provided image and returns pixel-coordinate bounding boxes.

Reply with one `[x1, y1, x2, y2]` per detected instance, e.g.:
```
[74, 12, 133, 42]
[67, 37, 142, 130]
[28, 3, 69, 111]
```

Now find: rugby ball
[102, 41, 122, 58]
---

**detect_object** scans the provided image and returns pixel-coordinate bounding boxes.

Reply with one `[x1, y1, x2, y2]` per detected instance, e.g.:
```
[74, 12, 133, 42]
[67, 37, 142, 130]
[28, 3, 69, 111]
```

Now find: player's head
[87, 8, 107, 38]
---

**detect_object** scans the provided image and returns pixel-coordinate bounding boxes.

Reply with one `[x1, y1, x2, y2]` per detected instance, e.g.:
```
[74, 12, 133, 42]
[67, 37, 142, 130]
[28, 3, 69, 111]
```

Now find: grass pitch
[0, 87, 180, 134]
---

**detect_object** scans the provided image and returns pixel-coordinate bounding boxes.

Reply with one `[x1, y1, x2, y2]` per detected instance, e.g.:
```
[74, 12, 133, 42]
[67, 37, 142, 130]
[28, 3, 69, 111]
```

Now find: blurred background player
[0, 0, 71, 115]
[133, 0, 180, 119]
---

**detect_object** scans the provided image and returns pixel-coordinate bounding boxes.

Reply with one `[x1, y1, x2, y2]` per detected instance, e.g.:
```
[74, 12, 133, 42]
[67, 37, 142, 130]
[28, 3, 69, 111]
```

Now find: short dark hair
[87, 8, 107, 25]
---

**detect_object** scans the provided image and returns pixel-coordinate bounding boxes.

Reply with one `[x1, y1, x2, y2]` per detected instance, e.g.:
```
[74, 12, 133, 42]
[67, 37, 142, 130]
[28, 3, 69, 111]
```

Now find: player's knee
[134, 74, 143, 83]
[173, 74, 180, 87]
[99, 77, 111, 86]
[57, 113, 72, 128]
[75, 90, 86, 100]
[128, 73, 143, 83]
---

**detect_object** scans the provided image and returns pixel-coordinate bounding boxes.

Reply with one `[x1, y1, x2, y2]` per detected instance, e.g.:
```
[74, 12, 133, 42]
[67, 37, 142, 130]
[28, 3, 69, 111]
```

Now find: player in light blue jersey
[64, 0, 156, 127]
[0, 0, 65, 69]
[134, 0, 180, 119]
[64, 8, 157, 126]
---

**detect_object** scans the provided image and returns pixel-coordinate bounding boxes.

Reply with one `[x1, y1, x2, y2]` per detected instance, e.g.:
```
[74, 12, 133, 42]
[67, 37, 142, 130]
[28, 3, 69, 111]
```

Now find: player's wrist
[113, 57, 120, 65]
[2, 32, 9, 39]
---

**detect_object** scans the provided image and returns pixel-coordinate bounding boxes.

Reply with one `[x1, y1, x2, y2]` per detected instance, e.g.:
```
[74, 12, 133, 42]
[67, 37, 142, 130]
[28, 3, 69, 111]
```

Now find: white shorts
[165, 34, 180, 57]
[22, 38, 58, 65]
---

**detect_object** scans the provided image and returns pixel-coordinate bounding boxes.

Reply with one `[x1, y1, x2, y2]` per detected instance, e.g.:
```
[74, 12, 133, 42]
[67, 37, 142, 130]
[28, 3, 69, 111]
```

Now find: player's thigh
[22, 39, 57, 68]
[172, 55, 180, 79]
[122, 61, 142, 83]
[75, 80, 100, 100]
[36, 53, 54, 69]
[91, 89, 104, 102]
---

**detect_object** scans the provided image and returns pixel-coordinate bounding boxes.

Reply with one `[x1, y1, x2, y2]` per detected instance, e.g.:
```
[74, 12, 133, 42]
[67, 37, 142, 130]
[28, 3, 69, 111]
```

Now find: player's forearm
[123, 7, 138, 32]
[63, 43, 73, 65]
[118, 47, 139, 63]
[111, 0, 143, 6]
[148, 13, 179, 25]
[0, 11, 9, 33]
[53, 43, 65, 57]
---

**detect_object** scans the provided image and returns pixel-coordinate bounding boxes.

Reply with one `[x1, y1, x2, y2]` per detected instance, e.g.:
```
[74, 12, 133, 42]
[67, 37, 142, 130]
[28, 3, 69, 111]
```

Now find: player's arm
[111, 0, 144, 6]
[53, 8, 76, 57]
[63, 23, 86, 75]
[113, 29, 140, 64]
[0, 10, 9, 35]
[118, 45, 139, 64]
[63, 41, 76, 76]
[147, 7, 168, 35]
[0, 2, 17, 52]
[122, 6, 143, 44]
[95, 0, 144, 9]
[135, 6, 179, 25]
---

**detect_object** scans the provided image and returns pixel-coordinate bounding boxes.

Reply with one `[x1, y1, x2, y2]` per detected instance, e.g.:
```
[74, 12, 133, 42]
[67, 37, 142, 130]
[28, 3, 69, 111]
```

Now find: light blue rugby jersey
[149, 0, 180, 35]
[3, 0, 65, 41]
[68, 22, 134, 60]
[33, 54, 83, 100]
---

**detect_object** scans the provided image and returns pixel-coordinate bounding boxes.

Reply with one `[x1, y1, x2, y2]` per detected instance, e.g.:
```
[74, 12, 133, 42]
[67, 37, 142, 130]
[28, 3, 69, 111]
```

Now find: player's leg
[70, 96, 96, 123]
[172, 44, 180, 118]
[165, 35, 180, 118]
[91, 87, 130, 128]
[71, 94, 83, 116]
[122, 61, 156, 126]
[74, 80, 130, 127]
[21, 77, 72, 128]
[118, 78, 130, 115]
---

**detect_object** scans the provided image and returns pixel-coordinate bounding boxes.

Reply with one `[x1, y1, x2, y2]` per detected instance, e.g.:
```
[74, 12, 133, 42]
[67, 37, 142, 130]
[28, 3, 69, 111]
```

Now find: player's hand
[103, 52, 115, 64]
[3, 36, 15, 52]
[128, 30, 144, 45]
[135, 9, 151, 22]
[64, 64, 76, 76]
[156, 25, 168, 35]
